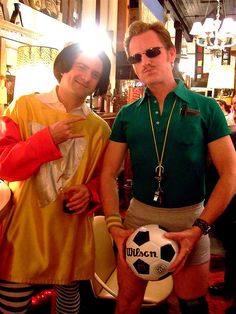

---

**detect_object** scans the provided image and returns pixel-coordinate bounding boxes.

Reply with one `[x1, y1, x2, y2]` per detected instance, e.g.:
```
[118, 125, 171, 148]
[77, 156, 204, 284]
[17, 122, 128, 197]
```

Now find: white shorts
[124, 198, 210, 265]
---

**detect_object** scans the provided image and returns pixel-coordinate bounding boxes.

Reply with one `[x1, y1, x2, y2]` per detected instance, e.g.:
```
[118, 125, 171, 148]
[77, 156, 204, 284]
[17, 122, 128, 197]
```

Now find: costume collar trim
[35, 87, 91, 116]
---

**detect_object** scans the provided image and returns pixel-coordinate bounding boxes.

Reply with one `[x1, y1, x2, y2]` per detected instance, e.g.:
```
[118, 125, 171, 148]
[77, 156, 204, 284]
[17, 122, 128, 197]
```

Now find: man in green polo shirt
[100, 20, 236, 314]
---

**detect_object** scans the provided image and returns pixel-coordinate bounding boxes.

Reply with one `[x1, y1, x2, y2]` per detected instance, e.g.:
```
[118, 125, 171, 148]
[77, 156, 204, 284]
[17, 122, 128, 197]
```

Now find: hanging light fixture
[190, 0, 236, 53]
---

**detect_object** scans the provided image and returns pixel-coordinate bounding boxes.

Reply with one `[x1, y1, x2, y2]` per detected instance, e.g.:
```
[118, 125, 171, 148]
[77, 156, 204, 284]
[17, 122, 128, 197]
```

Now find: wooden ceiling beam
[166, 0, 192, 42]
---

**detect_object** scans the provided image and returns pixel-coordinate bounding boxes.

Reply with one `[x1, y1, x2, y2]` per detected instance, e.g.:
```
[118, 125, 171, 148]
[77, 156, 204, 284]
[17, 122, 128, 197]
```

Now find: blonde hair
[124, 20, 174, 56]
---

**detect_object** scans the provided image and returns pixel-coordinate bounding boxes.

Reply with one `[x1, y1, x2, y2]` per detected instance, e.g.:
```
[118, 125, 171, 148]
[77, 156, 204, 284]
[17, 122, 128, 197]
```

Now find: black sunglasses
[128, 47, 163, 64]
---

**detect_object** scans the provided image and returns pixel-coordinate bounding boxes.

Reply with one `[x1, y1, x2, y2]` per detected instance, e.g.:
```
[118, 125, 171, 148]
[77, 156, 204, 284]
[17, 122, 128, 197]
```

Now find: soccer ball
[126, 224, 179, 281]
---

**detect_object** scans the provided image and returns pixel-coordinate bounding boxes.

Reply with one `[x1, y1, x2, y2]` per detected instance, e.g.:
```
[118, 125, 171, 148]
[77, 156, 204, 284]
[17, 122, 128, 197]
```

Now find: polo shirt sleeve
[110, 107, 127, 143]
[205, 98, 231, 143]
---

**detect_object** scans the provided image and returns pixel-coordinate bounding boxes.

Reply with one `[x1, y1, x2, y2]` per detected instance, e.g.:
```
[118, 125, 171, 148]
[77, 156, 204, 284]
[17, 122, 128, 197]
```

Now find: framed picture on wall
[195, 45, 204, 81]
[222, 48, 231, 65]
[61, 0, 68, 24]
[29, 0, 42, 11]
[29, 0, 58, 19]
[68, 0, 82, 28]
[40, 0, 58, 19]
[20, 0, 30, 6]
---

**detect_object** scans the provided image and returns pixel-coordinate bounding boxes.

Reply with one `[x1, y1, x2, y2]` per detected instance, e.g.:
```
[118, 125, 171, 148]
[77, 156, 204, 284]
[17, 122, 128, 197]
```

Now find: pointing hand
[49, 117, 85, 144]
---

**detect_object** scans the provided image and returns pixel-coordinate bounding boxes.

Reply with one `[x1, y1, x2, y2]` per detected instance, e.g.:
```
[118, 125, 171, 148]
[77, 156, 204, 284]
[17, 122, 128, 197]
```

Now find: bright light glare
[77, 25, 111, 56]
[179, 57, 195, 77]
[14, 64, 57, 99]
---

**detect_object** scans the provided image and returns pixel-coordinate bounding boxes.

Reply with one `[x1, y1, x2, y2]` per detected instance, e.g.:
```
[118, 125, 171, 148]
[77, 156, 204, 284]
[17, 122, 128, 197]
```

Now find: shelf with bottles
[116, 79, 145, 104]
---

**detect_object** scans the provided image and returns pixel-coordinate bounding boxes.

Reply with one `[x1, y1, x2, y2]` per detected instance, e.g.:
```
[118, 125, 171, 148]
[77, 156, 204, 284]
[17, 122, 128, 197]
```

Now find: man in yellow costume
[0, 43, 111, 313]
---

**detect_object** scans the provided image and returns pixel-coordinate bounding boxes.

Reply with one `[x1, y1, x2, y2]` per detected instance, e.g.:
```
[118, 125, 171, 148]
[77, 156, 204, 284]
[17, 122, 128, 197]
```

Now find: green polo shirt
[110, 80, 230, 208]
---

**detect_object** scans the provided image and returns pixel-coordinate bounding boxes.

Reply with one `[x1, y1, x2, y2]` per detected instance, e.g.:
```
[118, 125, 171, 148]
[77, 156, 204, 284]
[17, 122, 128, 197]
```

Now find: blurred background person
[217, 99, 235, 127]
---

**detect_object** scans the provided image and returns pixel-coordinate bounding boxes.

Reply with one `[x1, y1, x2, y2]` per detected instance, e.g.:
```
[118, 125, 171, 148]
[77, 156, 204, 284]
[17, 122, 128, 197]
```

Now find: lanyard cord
[148, 97, 177, 175]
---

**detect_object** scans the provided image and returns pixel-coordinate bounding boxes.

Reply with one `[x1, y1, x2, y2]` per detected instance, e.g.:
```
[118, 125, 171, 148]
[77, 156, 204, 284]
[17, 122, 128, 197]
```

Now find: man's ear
[169, 47, 176, 63]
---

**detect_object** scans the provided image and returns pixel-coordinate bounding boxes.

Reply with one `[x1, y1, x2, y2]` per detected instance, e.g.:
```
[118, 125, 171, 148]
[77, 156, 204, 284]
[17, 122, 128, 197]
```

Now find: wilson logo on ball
[125, 224, 179, 281]
[126, 248, 157, 258]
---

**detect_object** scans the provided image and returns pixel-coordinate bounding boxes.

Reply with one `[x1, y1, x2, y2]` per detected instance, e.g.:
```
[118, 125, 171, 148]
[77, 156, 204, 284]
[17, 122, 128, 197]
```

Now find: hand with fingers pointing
[49, 117, 85, 144]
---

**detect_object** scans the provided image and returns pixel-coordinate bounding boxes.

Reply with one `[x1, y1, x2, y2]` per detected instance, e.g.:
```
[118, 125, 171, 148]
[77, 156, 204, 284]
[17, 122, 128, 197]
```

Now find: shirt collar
[135, 79, 191, 107]
[173, 79, 192, 103]
[35, 87, 91, 116]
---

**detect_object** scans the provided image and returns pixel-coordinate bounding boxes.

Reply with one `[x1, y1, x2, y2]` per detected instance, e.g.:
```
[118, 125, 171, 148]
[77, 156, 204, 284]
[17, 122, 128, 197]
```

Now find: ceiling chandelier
[190, 0, 236, 53]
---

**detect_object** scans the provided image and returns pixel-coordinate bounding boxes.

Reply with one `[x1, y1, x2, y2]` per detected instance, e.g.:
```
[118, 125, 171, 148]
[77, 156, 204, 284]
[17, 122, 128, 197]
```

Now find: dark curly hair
[217, 99, 232, 114]
[53, 43, 111, 96]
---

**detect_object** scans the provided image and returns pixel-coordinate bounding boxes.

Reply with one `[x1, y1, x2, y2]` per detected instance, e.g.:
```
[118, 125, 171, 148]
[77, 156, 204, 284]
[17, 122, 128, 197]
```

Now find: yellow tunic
[0, 94, 110, 284]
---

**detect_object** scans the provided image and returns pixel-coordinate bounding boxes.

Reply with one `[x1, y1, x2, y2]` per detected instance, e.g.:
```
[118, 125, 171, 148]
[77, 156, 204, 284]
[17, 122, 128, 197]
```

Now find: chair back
[92, 215, 117, 296]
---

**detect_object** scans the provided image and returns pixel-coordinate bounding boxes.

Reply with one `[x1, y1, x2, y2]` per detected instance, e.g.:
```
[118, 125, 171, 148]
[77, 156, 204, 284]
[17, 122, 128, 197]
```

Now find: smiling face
[128, 30, 176, 89]
[60, 52, 103, 100]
